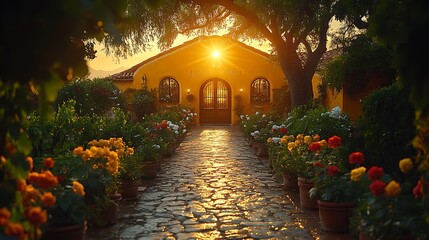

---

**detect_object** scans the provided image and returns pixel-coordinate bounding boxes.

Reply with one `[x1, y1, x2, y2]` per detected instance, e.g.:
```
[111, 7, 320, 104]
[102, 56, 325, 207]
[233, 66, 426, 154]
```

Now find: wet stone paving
[88, 126, 314, 239]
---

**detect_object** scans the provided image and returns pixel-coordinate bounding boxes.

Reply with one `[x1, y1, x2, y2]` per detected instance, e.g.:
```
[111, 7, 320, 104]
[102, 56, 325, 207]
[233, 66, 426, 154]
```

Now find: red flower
[349, 152, 365, 165]
[309, 142, 321, 152]
[328, 135, 342, 148]
[43, 157, 54, 168]
[327, 166, 339, 176]
[313, 161, 324, 168]
[413, 179, 429, 198]
[367, 166, 384, 181]
[280, 127, 288, 134]
[370, 180, 386, 196]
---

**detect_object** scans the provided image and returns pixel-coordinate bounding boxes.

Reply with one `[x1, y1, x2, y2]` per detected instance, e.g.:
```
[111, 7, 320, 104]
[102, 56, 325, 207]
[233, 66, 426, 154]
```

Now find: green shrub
[131, 88, 157, 121]
[54, 77, 127, 116]
[284, 103, 353, 143]
[359, 83, 416, 176]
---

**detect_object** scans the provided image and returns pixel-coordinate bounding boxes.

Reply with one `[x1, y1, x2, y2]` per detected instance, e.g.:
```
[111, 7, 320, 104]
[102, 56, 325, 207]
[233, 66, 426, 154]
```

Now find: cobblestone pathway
[88, 126, 314, 239]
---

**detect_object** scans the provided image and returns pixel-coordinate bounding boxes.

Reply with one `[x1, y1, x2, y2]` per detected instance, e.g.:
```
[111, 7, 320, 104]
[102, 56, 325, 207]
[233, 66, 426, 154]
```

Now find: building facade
[112, 35, 321, 124]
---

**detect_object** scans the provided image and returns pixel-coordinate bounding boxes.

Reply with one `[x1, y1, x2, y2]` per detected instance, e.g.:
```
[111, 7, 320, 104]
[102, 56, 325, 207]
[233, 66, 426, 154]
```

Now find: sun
[212, 50, 220, 58]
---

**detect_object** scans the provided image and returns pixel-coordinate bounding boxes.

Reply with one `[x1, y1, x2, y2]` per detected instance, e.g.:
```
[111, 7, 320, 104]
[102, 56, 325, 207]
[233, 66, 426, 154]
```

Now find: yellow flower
[287, 142, 295, 151]
[126, 147, 134, 155]
[319, 140, 328, 147]
[73, 146, 84, 156]
[385, 180, 401, 197]
[296, 134, 304, 141]
[72, 181, 85, 196]
[399, 158, 413, 174]
[280, 136, 288, 144]
[82, 149, 93, 161]
[303, 135, 312, 144]
[350, 166, 366, 181]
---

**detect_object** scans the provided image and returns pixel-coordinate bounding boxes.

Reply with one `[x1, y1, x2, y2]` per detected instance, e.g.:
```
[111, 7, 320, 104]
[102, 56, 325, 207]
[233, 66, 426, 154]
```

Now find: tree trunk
[277, 50, 314, 108]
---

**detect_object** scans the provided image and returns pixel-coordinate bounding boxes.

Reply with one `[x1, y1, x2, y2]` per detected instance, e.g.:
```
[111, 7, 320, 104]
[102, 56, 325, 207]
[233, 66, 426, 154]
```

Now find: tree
[109, 0, 370, 108]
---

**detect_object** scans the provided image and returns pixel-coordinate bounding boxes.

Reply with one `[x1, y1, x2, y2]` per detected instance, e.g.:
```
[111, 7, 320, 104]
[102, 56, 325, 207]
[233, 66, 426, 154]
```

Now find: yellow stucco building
[112, 35, 326, 124]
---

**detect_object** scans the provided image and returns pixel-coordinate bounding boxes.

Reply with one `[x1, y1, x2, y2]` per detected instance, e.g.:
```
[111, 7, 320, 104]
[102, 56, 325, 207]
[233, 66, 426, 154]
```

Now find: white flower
[246, 116, 250, 120]
[174, 130, 179, 134]
[262, 114, 266, 118]
[272, 137, 281, 144]
[152, 144, 160, 149]
[182, 129, 187, 133]
[255, 112, 260, 115]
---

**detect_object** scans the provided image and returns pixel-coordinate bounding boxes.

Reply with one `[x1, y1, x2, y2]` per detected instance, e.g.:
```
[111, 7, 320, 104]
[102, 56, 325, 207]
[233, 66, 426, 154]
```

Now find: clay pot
[297, 177, 318, 209]
[120, 179, 140, 200]
[43, 221, 87, 240]
[318, 200, 356, 232]
[142, 161, 159, 179]
[282, 174, 298, 191]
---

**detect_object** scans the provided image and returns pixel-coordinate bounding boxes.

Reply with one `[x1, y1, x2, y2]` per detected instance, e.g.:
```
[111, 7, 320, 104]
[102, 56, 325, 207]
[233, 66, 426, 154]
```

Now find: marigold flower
[16, 178, 27, 192]
[108, 151, 118, 162]
[308, 142, 321, 152]
[296, 134, 304, 141]
[349, 152, 365, 165]
[267, 138, 273, 143]
[370, 180, 386, 196]
[26, 206, 47, 225]
[82, 149, 93, 161]
[5, 222, 25, 240]
[72, 181, 85, 196]
[313, 134, 320, 141]
[318, 140, 328, 147]
[42, 192, 56, 207]
[367, 166, 384, 181]
[328, 135, 342, 148]
[126, 147, 134, 155]
[23, 185, 41, 206]
[303, 135, 312, 144]
[399, 158, 413, 174]
[43, 157, 55, 168]
[28, 171, 58, 189]
[117, 148, 125, 156]
[0, 207, 11, 226]
[280, 136, 288, 144]
[385, 180, 401, 197]
[73, 146, 84, 156]
[350, 167, 366, 181]
[26, 156, 33, 171]
[327, 166, 340, 176]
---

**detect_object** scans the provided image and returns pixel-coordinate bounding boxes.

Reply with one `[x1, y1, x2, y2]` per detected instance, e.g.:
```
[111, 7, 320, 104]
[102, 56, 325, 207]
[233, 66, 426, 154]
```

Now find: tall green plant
[359, 83, 416, 176]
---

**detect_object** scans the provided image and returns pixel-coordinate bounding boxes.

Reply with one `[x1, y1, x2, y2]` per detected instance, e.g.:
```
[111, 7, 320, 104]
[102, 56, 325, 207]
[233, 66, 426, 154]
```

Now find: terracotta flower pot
[43, 221, 87, 240]
[120, 179, 140, 200]
[297, 177, 318, 209]
[142, 161, 159, 179]
[318, 200, 356, 232]
[282, 173, 298, 191]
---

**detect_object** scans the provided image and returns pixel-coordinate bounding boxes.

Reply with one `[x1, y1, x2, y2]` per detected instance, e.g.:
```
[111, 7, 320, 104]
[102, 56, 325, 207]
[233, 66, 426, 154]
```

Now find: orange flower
[28, 170, 58, 189]
[1, 155, 6, 164]
[72, 181, 85, 196]
[73, 146, 84, 156]
[42, 192, 56, 207]
[26, 156, 33, 171]
[26, 206, 47, 225]
[5, 222, 26, 240]
[82, 149, 93, 161]
[43, 157, 55, 168]
[16, 178, 27, 192]
[22, 185, 41, 206]
[0, 207, 11, 226]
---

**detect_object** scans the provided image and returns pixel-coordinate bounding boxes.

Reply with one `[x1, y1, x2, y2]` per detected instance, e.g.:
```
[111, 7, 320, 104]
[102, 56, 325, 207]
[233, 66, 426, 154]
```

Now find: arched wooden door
[199, 78, 231, 124]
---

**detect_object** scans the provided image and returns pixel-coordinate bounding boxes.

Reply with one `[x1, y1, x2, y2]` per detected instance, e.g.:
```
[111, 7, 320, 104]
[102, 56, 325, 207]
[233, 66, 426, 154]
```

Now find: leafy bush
[54, 78, 127, 116]
[358, 83, 416, 176]
[131, 88, 157, 121]
[284, 104, 353, 144]
[322, 35, 396, 95]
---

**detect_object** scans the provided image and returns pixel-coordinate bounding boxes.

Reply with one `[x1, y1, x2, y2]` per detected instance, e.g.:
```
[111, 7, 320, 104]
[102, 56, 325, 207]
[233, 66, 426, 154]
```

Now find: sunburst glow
[212, 51, 220, 58]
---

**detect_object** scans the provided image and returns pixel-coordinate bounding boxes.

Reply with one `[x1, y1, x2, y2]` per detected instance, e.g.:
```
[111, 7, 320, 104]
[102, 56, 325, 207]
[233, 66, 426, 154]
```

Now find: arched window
[159, 77, 179, 102]
[251, 78, 270, 103]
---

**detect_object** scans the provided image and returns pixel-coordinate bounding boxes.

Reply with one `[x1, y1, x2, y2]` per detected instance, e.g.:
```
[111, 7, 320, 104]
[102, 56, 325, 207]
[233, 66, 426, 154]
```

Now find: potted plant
[309, 135, 367, 232]
[118, 152, 143, 200]
[352, 158, 427, 239]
